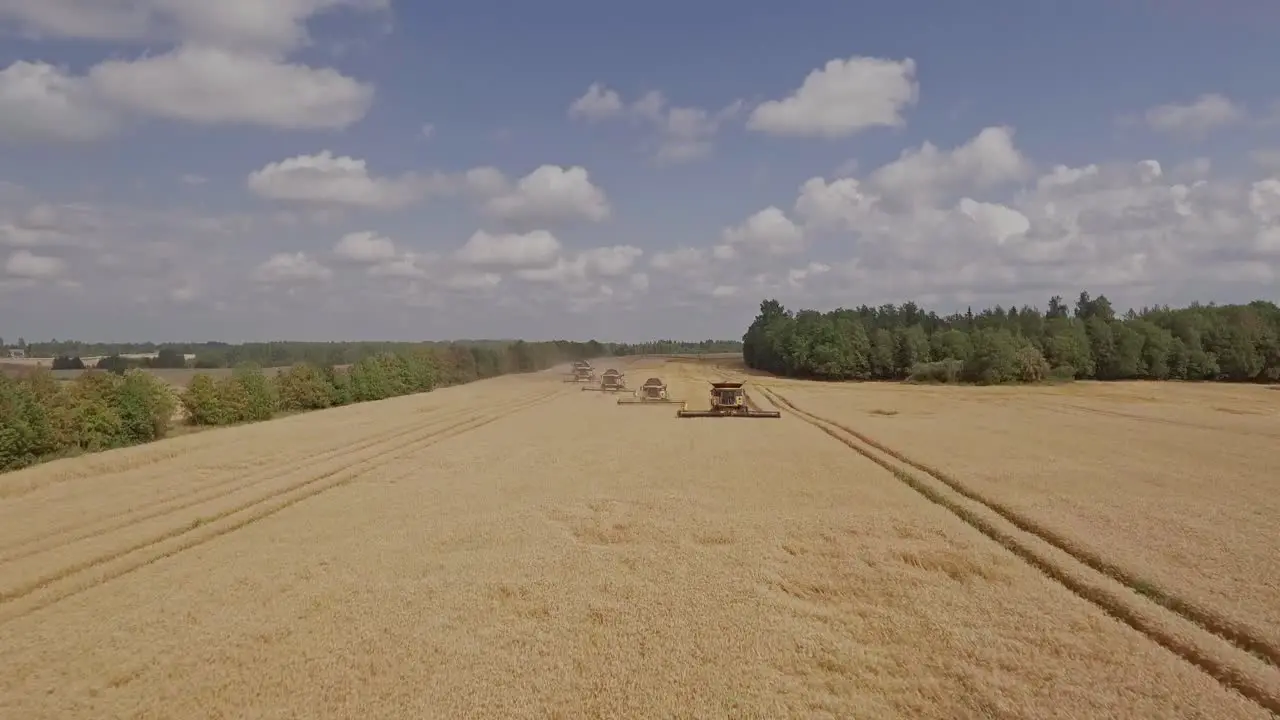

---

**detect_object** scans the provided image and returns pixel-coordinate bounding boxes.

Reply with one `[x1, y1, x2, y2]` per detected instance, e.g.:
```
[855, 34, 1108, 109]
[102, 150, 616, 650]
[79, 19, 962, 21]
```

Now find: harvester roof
[642, 377, 664, 387]
[602, 368, 621, 377]
[710, 381, 744, 389]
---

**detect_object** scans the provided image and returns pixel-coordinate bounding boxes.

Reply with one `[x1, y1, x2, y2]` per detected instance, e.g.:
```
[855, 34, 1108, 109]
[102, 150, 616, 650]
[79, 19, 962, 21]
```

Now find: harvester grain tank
[617, 377, 683, 405]
[676, 381, 781, 418]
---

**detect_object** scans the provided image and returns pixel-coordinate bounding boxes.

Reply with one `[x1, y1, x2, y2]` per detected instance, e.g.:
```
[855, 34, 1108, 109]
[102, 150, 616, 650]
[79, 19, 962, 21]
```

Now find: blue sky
[1, 0, 1278, 342]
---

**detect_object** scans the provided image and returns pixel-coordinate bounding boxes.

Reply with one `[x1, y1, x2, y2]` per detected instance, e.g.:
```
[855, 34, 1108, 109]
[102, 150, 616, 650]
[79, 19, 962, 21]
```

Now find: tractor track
[1054, 402, 1280, 440]
[755, 384, 1280, 716]
[0, 406, 462, 563]
[0, 386, 564, 626]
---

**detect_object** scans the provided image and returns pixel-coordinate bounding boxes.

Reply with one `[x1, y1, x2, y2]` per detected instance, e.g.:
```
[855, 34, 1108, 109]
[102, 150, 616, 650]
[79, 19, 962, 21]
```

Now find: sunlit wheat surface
[0, 359, 1275, 719]
[751, 370, 1280, 659]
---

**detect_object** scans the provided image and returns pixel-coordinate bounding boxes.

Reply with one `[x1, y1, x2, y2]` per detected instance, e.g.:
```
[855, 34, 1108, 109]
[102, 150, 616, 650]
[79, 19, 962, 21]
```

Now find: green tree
[181, 374, 225, 425]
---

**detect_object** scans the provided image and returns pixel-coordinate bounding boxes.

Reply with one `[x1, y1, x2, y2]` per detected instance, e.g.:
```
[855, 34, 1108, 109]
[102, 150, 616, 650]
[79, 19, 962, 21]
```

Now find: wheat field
[1, 359, 1277, 719]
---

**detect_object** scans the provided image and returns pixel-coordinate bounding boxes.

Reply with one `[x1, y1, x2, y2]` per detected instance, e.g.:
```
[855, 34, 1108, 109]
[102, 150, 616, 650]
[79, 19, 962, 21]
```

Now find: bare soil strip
[757, 385, 1280, 715]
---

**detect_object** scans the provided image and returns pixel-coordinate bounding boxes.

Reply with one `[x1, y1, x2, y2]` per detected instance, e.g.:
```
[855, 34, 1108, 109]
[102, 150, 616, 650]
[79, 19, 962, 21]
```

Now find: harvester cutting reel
[675, 381, 781, 418]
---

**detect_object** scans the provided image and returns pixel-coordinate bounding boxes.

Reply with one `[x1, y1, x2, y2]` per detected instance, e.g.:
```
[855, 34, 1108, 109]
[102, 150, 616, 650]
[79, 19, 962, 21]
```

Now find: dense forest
[1, 338, 742, 372]
[742, 291, 1280, 384]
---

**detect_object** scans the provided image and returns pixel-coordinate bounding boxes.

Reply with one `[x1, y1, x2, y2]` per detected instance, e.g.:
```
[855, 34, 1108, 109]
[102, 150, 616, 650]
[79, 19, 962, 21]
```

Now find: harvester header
[676, 380, 781, 418]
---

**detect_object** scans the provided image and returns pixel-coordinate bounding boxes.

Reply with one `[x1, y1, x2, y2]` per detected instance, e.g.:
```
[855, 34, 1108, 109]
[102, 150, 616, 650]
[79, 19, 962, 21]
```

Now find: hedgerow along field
[1, 353, 1278, 718]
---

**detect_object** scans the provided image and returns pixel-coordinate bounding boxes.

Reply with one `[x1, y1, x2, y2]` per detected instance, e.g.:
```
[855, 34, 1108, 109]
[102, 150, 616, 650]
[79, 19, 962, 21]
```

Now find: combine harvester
[582, 368, 627, 393]
[617, 377, 683, 405]
[676, 381, 781, 418]
[565, 360, 595, 383]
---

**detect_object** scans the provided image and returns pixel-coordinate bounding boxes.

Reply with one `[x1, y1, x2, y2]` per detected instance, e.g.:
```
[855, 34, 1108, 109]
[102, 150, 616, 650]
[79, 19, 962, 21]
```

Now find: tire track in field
[0, 406, 461, 562]
[757, 385, 1280, 716]
[0, 409, 403, 501]
[0, 405, 496, 602]
[0, 387, 564, 625]
[1055, 402, 1280, 440]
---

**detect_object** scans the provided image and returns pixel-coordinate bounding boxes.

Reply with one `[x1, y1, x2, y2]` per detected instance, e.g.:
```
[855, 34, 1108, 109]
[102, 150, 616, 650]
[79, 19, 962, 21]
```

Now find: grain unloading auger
[617, 377, 683, 405]
[676, 381, 781, 418]
[582, 368, 627, 393]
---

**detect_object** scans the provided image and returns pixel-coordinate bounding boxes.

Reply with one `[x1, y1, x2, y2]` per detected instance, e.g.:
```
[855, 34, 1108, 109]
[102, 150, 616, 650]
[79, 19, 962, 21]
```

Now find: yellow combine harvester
[676, 381, 781, 418]
[617, 377, 683, 405]
[565, 360, 595, 383]
[582, 368, 627, 393]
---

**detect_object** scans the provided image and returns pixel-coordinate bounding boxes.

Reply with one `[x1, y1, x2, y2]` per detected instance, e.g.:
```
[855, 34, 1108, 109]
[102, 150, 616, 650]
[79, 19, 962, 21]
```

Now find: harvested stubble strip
[761, 387, 1280, 716]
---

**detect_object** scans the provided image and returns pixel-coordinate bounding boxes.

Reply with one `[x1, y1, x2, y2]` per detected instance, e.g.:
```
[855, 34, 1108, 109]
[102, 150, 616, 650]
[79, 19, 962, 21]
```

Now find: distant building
[7, 348, 25, 359]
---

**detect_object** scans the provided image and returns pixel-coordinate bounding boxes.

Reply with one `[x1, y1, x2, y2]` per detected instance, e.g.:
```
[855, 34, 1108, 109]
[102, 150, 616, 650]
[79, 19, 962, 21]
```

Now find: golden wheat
[0, 360, 1272, 719]
[754, 375, 1280, 660]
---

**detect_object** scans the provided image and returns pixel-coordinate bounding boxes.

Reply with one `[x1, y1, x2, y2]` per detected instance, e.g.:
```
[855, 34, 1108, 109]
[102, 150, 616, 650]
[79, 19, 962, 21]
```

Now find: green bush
[276, 362, 333, 411]
[348, 356, 390, 402]
[1047, 365, 1077, 383]
[115, 370, 176, 443]
[324, 365, 353, 406]
[60, 371, 127, 451]
[231, 364, 277, 422]
[214, 374, 252, 423]
[907, 359, 963, 384]
[0, 374, 58, 470]
[181, 374, 224, 426]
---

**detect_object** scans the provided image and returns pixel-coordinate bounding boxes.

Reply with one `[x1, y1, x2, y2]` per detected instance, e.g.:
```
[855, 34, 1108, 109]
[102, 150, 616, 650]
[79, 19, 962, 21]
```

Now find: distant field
[0, 364, 295, 389]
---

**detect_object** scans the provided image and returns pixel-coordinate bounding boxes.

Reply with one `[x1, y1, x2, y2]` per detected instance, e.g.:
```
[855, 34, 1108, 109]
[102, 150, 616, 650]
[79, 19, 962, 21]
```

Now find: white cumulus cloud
[87, 45, 373, 130]
[747, 56, 919, 138]
[476, 165, 611, 226]
[1143, 93, 1246, 137]
[247, 152, 439, 209]
[568, 84, 743, 163]
[252, 252, 332, 283]
[333, 230, 397, 262]
[454, 230, 562, 269]
[5, 249, 65, 279]
[0, 0, 382, 141]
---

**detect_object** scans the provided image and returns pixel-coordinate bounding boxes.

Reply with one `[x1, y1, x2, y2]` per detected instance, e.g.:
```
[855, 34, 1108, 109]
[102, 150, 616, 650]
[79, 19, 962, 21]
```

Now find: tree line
[742, 291, 1280, 384]
[8, 338, 742, 371]
[0, 337, 738, 473]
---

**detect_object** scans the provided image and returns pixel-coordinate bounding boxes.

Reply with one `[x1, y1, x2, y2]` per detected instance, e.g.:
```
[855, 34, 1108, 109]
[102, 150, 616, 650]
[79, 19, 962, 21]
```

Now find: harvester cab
[676, 381, 781, 418]
[617, 377, 683, 404]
